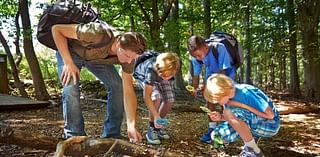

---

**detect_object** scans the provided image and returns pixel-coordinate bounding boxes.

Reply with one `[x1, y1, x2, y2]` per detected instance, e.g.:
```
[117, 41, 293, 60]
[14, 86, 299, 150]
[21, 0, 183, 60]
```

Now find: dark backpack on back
[134, 50, 159, 69]
[37, 0, 100, 50]
[205, 31, 244, 69]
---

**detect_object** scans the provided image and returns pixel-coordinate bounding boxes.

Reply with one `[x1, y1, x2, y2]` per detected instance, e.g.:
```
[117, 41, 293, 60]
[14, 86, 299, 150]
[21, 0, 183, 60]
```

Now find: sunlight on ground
[282, 113, 320, 124]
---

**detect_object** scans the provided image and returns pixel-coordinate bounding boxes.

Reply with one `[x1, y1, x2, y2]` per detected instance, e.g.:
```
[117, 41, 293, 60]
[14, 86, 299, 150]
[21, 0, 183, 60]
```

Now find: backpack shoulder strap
[208, 42, 219, 61]
[134, 51, 159, 69]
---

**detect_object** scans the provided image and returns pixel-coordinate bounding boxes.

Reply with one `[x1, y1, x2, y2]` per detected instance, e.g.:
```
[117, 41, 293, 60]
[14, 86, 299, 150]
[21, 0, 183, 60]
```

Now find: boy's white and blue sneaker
[239, 146, 264, 157]
[158, 128, 170, 140]
[146, 127, 161, 145]
[200, 127, 215, 144]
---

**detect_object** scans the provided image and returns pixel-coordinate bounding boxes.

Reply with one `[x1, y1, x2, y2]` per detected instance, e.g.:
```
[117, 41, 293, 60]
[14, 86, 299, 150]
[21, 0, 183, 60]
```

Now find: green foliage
[0, 1, 18, 18]
[10, 51, 97, 81]
[1, 0, 315, 95]
[79, 69, 96, 80]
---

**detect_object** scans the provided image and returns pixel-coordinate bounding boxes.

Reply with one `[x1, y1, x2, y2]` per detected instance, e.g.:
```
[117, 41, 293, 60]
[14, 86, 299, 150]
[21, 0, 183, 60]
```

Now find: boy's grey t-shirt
[68, 22, 135, 74]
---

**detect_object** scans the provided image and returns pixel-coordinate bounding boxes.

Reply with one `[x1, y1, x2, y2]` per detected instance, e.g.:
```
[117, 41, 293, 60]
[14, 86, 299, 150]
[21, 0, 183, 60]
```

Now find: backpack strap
[208, 42, 219, 61]
[134, 51, 159, 69]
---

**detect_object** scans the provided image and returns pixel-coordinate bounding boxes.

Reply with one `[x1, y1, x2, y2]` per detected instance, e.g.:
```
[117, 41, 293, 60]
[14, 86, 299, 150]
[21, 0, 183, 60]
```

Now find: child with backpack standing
[133, 51, 180, 144]
[203, 74, 280, 157]
[187, 35, 237, 143]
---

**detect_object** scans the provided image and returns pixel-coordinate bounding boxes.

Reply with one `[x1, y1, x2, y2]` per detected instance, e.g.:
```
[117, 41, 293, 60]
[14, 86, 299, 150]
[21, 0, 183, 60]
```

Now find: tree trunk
[14, 10, 23, 69]
[287, 0, 301, 96]
[0, 31, 28, 97]
[297, 0, 320, 100]
[19, 0, 49, 100]
[244, 3, 252, 84]
[203, 0, 211, 38]
[279, 52, 287, 90]
[137, 0, 174, 51]
[166, 0, 184, 90]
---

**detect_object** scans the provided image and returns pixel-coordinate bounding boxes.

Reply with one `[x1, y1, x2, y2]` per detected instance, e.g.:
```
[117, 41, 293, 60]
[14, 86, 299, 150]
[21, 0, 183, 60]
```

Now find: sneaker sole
[145, 134, 161, 145]
[158, 135, 170, 140]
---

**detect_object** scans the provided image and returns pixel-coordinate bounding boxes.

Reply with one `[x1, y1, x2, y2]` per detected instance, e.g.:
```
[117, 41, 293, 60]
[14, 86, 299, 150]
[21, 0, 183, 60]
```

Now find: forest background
[0, 0, 319, 101]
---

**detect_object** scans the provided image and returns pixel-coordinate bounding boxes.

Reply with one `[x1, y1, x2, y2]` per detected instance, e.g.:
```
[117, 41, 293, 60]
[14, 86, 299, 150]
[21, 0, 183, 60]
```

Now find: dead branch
[55, 136, 186, 157]
[0, 124, 185, 157]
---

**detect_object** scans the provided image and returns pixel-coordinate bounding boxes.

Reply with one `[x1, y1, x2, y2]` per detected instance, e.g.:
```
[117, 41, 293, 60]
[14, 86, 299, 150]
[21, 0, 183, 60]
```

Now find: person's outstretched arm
[122, 71, 142, 143]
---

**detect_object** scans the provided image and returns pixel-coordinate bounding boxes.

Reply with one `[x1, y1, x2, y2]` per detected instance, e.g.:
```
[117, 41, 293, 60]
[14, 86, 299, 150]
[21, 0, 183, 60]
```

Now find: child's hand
[154, 118, 169, 128]
[208, 111, 222, 121]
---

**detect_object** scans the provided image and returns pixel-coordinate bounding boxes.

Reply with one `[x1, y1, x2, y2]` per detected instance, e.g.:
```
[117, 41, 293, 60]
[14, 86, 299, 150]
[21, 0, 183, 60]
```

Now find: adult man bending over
[52, 21, 146, 143]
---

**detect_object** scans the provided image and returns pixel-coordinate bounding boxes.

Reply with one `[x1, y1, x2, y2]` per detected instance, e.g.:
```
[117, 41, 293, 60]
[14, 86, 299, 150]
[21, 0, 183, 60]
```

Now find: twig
[103, 139, 119, 157]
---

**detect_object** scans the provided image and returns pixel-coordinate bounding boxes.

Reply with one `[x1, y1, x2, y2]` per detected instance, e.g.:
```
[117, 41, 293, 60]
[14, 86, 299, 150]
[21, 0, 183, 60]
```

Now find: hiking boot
[158, 128, 170, 140]
[200, 128, 214, 144]
[239, 146, 264, 157]
[146, 127, 161, 145]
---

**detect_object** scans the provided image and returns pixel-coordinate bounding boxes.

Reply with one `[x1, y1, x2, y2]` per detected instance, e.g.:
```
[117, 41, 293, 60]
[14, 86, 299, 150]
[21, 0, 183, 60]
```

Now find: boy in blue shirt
[187, 35, 236, 143]
[204, 74, 280, 156]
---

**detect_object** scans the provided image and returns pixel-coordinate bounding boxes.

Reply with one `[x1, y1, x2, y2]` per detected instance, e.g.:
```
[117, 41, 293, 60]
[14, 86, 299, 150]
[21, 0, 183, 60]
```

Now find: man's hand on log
[127, 127, 142, 143]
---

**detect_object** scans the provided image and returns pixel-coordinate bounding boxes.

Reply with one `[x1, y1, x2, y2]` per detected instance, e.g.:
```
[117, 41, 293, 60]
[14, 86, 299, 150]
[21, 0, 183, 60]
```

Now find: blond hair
[155, 52, 180, 78]
[204, 74, 235, 103]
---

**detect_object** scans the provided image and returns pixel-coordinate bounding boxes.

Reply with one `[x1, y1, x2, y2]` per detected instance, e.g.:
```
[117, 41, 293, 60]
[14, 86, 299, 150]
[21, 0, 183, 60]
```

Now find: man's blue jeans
[56, 52, 124, 138]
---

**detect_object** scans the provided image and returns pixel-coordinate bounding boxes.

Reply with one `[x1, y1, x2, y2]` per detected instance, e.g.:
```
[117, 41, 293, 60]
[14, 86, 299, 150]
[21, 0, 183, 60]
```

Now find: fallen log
[55, 136, 185, 157]
[0, 123, 59, 150]
[0, 124, 185, 157]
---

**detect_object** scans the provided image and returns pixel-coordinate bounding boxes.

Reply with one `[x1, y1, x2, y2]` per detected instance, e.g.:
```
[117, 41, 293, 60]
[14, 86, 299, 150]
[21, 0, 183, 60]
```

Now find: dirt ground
[0, 84, 320, 157]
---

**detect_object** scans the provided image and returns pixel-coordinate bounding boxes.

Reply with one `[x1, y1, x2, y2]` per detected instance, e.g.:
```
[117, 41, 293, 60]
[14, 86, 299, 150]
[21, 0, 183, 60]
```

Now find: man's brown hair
[117, 32, 147, 55]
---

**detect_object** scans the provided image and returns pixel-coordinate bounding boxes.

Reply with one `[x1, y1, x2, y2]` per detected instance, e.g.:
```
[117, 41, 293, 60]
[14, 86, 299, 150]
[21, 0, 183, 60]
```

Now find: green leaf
[213, 134, 224, 149]
[200, 106, 211, 113]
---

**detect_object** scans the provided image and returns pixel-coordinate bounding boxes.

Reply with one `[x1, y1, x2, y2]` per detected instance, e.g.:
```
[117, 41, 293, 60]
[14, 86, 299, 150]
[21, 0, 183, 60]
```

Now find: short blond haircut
[204, 74, 235, 103]
[154, 52, 180, 78]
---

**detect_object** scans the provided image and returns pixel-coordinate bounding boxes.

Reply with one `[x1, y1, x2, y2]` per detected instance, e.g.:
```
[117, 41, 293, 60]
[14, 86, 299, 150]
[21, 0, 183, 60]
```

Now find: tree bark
[297, 0, 320, 100]
[244, 3, 252, 84]
[19, 0, 50, 100]
[137, 0, 175, 51]
[203, 0, 211, 38]
[287, 0, 301, 96]
[0, 31, 28, 97]
[166, 0, 185, 90]
[14, 10, 23, 69]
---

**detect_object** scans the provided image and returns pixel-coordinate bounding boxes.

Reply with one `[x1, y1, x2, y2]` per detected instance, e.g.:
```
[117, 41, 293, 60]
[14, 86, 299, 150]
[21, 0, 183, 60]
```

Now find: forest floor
[0, 80, 320, 157]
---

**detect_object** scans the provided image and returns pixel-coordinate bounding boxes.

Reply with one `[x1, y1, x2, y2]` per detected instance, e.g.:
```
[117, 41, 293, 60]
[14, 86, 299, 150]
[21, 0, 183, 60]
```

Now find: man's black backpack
[37, 0, 99, 50]
[205, 31, 244, 69]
